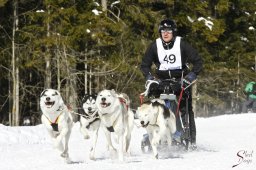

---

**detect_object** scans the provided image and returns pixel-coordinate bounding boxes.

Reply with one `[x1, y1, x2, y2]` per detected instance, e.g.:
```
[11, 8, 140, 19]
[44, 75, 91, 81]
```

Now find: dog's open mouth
[141, 121, 149, 128]
[45, 101, 55, 108]
[100, 102, 111, 108]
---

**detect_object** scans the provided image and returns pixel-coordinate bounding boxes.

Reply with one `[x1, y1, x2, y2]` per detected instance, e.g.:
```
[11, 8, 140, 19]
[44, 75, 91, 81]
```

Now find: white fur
[96, 89, 134, 161]
[40, 89, 73, 162]
[80, 94, 100, 160]
[137, 99, 176, 159]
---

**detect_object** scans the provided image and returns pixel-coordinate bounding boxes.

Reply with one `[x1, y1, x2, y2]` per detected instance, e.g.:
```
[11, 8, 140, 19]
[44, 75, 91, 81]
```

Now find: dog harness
[105, 98, 129, 133]
[86, 118, 100, 129]
[118, 97, 129, 110]
[106, 126, 115, 132]
[44, 113, 62, 132]
[80, 110, 99, 120]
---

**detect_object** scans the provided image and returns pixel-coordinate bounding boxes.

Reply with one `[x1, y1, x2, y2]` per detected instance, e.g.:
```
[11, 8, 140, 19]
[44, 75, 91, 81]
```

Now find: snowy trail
[0, 113, 255, 170]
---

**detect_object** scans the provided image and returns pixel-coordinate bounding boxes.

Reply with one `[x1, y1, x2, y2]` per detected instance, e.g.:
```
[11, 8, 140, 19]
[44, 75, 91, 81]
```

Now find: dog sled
[139, 78, 196, 152]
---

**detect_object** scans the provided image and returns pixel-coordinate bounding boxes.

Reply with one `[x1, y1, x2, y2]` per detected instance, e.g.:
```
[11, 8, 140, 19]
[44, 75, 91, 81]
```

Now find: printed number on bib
[164, 54, 176, 64]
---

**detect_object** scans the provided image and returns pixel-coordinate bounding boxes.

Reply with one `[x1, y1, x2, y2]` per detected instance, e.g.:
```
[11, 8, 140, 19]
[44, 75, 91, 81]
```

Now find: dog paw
[151, 139, 159, 146]
[118, 157, 124, 162]
[89, 154, 95, 160]
[65, 157, 72, 164]
[84, 135, 90, 139]
[61, 152, 69, 158]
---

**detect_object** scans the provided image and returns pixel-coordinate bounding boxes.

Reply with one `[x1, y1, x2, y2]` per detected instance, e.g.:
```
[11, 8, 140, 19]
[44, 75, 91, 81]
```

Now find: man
[242, 81, 256, 113]
[140, 19, 203, 148]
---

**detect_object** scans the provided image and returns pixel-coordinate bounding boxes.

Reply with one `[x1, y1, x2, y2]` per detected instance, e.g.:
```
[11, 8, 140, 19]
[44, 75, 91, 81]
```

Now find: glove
[146, 74, 154, 80]
[185, 72, 197, 83]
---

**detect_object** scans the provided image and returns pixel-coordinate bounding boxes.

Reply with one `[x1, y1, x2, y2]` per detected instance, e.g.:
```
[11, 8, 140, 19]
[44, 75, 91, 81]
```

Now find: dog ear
[55, 90, 64, 106]
[82, 94, 89, 102]
[149, 103, 158, 115]
[55, 91, 59, 95]
[93, 94, 97, 99]
[110, 89, 117, 97]
[40, 89, 48, 97]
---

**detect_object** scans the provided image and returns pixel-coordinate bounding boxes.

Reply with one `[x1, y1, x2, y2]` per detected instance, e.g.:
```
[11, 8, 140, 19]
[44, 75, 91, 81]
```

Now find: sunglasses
[160, 29, 173, 33]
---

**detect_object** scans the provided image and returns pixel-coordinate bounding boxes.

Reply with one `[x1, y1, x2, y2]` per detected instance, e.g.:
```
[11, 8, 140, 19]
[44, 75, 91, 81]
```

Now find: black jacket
[140, 37, 203, 79]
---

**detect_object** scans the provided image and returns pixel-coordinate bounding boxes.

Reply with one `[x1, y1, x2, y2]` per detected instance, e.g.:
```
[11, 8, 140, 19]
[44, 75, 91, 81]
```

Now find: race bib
[156, 37, 182, 70]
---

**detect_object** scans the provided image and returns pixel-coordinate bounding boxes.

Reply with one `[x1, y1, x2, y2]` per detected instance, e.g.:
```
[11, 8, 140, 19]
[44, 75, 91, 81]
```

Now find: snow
[36, 10, 45, 13]
[92, 9, 102, 16]
[0, 113, 256, 170]
[111, 1, 120, 8]
[249, 26, 255, 31]
[198, 17, 214, 30]
[187, 16, 195, 23]
[187, 16, 214, 31]
[86, 29, 91, 33]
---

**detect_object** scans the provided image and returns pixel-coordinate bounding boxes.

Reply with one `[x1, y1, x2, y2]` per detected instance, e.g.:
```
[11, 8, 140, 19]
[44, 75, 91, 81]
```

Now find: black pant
[178, 89, 196, 144]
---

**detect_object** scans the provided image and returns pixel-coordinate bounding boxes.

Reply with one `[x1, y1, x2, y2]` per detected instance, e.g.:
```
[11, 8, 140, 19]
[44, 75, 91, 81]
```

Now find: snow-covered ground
[0, 113, 255, 170]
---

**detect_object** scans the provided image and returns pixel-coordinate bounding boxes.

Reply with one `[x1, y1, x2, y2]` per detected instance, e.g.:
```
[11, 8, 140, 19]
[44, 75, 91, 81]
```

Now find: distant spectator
[242, 81, 256, 113]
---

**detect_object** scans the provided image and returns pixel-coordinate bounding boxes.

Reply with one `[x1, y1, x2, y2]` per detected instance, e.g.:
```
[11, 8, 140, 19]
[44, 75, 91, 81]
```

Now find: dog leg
[103, 127, 116, 151]
[125, 135, 131, 153]
[61, 128, 71, 159]
[80, 126, 90, 139]
[149, 131, 159, 159]
[55, 127, 69, 153]
[55, 136, 64, 152]
[89, 128, 99, 160]
[103, 127, 117, 160]
[125, 113, 134, 153]
[165, 128, 172, 148]
[118, 133, 124, 162]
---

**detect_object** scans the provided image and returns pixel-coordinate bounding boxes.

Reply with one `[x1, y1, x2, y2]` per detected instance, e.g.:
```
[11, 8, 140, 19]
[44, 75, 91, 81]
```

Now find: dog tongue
[45, 101, 54, 106]
[101, 103, 108, 108]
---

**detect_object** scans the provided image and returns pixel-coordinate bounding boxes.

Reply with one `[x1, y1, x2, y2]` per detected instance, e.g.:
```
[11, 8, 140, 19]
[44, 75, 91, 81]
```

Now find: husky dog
[40, 89, 73, 162]
[137, 99, 176, 159]
[96, 89, 134, 161]
[79, 94, 100, 160]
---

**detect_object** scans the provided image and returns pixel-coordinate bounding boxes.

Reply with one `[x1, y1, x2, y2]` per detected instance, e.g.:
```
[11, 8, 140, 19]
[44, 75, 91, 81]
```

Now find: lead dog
[40, 89, 73, 162]
[96, 89, 134, 161]
[79, 94, 100, 160]
[137, 99, 176, 159]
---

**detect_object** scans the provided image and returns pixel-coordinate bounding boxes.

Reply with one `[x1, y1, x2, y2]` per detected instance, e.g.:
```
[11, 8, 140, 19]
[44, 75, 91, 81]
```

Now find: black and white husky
[137, 99, 176, 159]
[79, 94, 100, 160]
[40, 89, 73, 162]
[96, 89, 134, 161]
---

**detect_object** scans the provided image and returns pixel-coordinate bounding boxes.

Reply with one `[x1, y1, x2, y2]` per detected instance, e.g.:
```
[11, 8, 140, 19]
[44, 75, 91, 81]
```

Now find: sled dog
[79, 93, 100, 160]
[137, 99, 176, 159]
[96, 89, 134, 161]
[40, 89, 73, 162]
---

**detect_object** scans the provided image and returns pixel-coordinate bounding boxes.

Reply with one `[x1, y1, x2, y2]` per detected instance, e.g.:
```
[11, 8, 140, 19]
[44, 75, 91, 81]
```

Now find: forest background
[0, 0, 255, 126]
